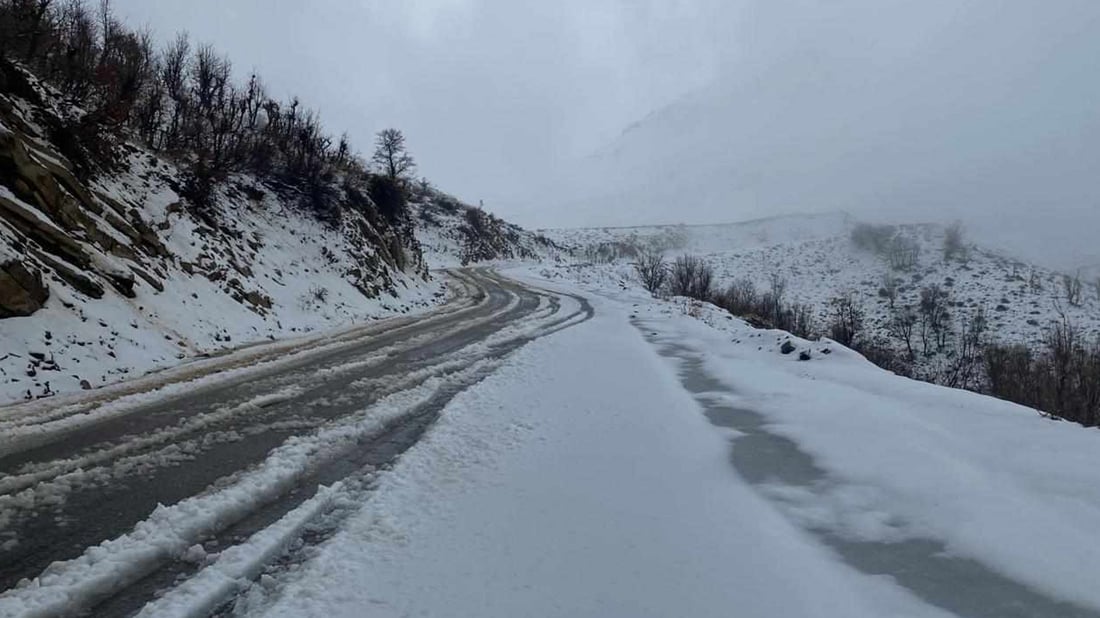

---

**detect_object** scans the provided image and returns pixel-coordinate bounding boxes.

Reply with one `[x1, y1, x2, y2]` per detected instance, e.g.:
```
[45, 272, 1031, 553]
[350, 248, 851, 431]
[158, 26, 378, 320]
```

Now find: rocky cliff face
[0, 60, 437, 402]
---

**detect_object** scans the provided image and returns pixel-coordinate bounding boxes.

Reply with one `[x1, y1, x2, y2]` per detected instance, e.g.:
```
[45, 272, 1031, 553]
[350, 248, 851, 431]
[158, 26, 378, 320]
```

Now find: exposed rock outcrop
[0, 58, 426, 328]
[0, 259, 48, 317]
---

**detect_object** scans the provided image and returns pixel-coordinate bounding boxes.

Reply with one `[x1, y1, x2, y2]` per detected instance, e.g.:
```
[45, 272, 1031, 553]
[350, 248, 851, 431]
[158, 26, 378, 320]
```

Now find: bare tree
[939, 308, 987, 390]
[888, 237, 920, 270]
[668, 255, 713, 300]
[828, 291, 864, 347]
[713, 278, 757, 316]
[372, 128, 415, 182]
[1064, 272, 1083, 306]
[160, 32, 190, 150]
[880, 273, 899, 308]
[18, 0, 54, 60]
[985, 315, 1100, 427]
[0, 0, 426, 234]
[766, 273, 787, 324]
[633, 250, 667, 296]
[918, 284, 951, 354]
[890, 306, 918, 360]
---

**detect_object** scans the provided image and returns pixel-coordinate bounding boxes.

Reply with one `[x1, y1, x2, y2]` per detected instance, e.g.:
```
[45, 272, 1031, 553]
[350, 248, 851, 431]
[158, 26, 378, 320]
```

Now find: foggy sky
[113, 1, 1100, 269]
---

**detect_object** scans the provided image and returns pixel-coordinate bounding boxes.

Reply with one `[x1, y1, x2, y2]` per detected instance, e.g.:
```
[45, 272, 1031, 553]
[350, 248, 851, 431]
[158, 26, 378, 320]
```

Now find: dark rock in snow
[0, 260, 49, 317]
[780, 340, 796, 355]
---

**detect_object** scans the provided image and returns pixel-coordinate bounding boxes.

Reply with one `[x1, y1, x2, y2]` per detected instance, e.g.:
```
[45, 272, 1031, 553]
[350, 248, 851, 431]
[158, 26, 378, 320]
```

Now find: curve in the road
[0, 269, 592, 618]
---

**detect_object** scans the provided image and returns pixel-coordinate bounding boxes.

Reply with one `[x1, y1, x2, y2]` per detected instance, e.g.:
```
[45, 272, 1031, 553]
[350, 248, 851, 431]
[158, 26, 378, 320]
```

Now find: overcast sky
[112, 0, 725, 210]
[113, 1, 1100, 268]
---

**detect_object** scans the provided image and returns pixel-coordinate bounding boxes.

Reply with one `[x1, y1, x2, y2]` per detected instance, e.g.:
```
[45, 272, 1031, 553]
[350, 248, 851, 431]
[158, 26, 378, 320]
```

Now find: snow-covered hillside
[412, 189, 566, 268]
[547, 213, 1100, 382]
[543, 212, 852, 260]
[0, 63, 440, 405]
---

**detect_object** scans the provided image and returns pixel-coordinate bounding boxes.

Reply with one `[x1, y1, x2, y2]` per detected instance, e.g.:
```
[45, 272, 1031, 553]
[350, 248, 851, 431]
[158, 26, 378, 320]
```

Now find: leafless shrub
[711, 277, 815, 339]
[0, 0, 408, 225]
[786, 302, 817, 340]
[879, 274, 899, 308]
[633, 250, 667, 296]
[668, 255, 714, 301]
[984, 344, 1038, 409]
[769, 273, 788, 306]
[298, 284, 329, 310]
[985, 315, 1100, 427]
[853, 337, 912, 377]
[938, 308, 987, 390]
[827, 292, 864, 347]
[888, 237, 920, 270]
[889, 305, 918, 360]
[758, 273, 789, 327]
[582, 241, 637, 264]
[918, 284, 951, 354]
[1064, 273, 1083, 306]
[713, 278, 759, 317]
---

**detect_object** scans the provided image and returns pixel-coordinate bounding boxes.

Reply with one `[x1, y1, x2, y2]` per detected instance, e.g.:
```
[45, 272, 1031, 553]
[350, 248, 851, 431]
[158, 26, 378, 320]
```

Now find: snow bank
[652, 309, 1100, 610]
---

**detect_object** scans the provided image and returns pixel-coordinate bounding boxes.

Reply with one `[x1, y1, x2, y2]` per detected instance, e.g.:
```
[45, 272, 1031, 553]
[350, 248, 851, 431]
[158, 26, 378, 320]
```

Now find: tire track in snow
[0, 270, 592, 618]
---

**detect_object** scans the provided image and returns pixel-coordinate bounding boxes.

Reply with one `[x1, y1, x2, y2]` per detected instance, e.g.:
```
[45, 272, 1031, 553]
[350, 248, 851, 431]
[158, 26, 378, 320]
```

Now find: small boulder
[108, 271, 136, 298]
[0, 260, 49, 318]
[780, 340, 796, 355]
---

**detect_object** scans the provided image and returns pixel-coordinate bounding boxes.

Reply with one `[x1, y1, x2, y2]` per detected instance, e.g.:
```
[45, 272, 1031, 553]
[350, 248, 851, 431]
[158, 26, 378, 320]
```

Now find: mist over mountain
[516, 0, 1100, 272]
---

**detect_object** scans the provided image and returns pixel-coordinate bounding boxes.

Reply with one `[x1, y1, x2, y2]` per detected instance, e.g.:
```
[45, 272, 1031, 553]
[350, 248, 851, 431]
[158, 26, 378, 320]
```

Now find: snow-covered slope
[412, 189, 566, 268]
[547, 213, 1100, 381]
[0, 64, 440, 405]
[544, 212, 852, 260]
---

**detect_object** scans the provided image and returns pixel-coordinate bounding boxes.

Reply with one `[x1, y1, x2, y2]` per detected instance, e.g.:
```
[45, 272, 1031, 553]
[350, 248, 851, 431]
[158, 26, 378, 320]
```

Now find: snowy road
[0, 269, 591, 617]
[232, 267, 1100, 618]
[4, 266, 1100, 618]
